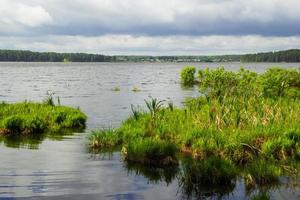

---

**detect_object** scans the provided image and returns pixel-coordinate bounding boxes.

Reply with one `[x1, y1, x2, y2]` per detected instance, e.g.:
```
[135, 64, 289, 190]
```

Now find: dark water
[0, 62, 299, 199]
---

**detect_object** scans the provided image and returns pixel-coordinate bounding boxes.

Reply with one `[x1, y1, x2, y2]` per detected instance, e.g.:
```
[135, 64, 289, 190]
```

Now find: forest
[241, 49, 300, 62]
[1, 49, 300, 62]
[0, 50, 110, 62]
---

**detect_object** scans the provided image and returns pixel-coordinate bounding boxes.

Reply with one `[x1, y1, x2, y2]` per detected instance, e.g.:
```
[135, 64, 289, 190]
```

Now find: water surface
[0, 62, 299, 199]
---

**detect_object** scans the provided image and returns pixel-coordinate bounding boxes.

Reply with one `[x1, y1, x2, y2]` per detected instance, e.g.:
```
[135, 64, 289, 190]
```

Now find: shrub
[259, 67, 300, 98]
[181, 66, 196, 86]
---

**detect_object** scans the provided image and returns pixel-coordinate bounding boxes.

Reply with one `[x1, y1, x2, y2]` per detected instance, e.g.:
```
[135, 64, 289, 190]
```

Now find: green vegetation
[89, 66, 300, 185]
[2, 49, 300, 63]
[0, 49, 110, 62]
[180, 66, 196, 86]
[0, 101, 86, 136]
[132, 86, 141, 92]
[178, 157, 237, 198]
[122, 138, 178, 166]
[242, 49, 300, 62]
[180, 157, 237, 186]
[112, 87, 121, 92]
[114, 49, 300, 63]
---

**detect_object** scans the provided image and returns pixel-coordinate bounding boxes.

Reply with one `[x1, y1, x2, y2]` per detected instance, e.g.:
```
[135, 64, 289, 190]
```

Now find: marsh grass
[88, 129, 122, 149]
[122, 138, 178, 166]
[244, 160, 282, 189]
[89, 67, 300, 175]
[0, 101, 86, 136]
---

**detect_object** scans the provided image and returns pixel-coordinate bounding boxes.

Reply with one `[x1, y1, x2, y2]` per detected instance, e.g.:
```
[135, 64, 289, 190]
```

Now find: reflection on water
[0, 134, 45, 149]
[0, 129, 84, 149]
[124, 161, 179, 185]
[122, 156, 300, 200]
[0, 62, 299, 199]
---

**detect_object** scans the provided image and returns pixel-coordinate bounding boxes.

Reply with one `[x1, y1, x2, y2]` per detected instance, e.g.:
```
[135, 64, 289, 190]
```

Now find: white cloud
[1, 0, 300, 36]
[0, 0, 300, 54]
[0, 0, 52, 28]
[1, 34, 300, 55]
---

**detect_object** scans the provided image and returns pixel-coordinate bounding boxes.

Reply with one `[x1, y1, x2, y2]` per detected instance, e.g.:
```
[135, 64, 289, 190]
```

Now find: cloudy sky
[0, 0, 300, 55]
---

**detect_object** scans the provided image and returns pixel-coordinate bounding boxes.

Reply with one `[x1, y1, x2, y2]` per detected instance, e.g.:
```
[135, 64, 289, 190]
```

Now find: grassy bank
[0, 101, 86, 136]
[89, 67, 300, 169]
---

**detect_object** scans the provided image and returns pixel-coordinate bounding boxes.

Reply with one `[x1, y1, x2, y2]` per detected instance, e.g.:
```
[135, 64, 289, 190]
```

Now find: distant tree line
[1, 49, 300, 63]
[0, 50, 111, 62]
[241, 49, 300, 62]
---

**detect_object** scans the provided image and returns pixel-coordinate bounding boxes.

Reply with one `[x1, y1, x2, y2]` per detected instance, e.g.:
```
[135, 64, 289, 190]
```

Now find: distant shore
[0, 49, 300, 63]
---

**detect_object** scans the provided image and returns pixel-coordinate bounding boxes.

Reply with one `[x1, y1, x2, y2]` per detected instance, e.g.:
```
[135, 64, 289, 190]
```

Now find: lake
[0, 62, 299, 199]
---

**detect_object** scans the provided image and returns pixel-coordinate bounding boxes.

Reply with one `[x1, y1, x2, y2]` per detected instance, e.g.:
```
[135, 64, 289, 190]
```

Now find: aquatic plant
[130, 104, 142, 120]
[181, 66, 196, 86]
[88, 67, 300, 171]
[244, 160, 281, 188]
[122, 138, 178, 166]
[0, 101, 87, 136]
[132, 86, 141, 92]
[179, 157, 237, 199]
[144, 97, 164, 117]
[88, 129, 122, 149]
[112, 87, 121, 92]
[181, 157, 237, 186]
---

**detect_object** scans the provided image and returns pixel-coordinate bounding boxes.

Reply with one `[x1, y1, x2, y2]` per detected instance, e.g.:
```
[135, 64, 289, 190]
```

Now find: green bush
[181, 66, 196, 86]
[259, 67, 300, 98]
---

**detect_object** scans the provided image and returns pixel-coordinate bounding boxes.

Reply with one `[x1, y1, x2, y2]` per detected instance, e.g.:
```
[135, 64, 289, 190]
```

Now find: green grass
[89, 67, 300, 171]
[0, 101, 87, 136]
[122, 138, 178, 166]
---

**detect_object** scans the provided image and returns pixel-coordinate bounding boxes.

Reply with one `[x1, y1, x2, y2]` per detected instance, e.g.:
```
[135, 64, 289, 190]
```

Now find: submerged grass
[0, 101, 86, 136]
[89, 67, 300, 172]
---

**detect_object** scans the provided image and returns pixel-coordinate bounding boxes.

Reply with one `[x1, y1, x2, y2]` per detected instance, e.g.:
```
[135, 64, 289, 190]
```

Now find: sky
[0, 0, 300, 55]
